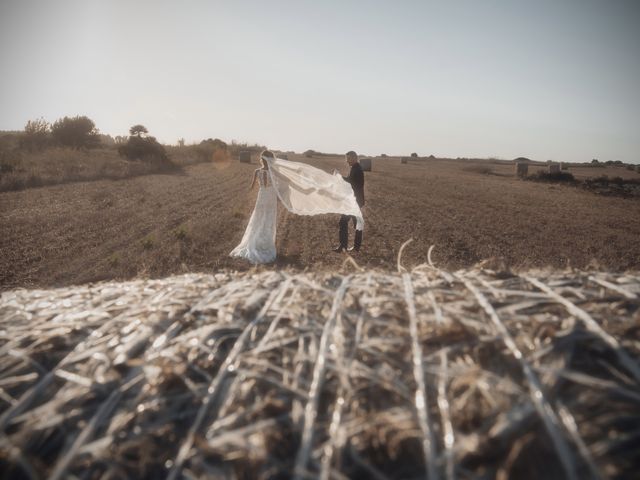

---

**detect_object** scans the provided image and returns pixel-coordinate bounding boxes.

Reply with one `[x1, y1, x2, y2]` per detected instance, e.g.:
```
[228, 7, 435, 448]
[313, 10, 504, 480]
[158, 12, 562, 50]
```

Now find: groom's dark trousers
[339, 162, 365, 249]
[339, 215, 362, 249]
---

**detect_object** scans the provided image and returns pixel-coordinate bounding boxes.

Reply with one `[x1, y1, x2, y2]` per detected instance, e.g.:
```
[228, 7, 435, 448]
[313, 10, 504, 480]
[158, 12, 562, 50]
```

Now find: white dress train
[230, 169, 278, 264]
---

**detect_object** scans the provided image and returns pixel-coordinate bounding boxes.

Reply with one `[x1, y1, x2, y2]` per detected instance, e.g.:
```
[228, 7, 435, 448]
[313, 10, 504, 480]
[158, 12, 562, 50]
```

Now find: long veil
[265, 156, 364, 230]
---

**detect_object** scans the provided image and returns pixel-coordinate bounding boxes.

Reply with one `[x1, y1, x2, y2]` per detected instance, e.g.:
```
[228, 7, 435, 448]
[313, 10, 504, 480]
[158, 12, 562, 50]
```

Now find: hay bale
[548, 163, 560, 174]
[278, 154, 288, 160]
[561, 162, 569, 170]
[401, 157, 409, 164]
[359, 158, 372, 171]
[239, 151, 251, 163]
[1, 267, 639, 479]
[516, 162, 528, 177]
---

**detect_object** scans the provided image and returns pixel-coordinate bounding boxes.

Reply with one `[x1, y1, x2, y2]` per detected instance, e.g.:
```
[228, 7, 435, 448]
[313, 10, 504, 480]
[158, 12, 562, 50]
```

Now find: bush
[584, 175, 632, 187]
[141, 235, 155, 250]
[531, 171, 575, 183]
[228, 141, 265, 158]
[411, 152, 418, 158]
[172, 225, 189, 240]
[20, 118, 50, 151]
[583, 175, 640, 197]
[118, 135, 170, 164]
[118, 125, 172, 167]
[195, 138, 227, 162]
[0, 150, 20, 174]
[51, 116, 100, 149]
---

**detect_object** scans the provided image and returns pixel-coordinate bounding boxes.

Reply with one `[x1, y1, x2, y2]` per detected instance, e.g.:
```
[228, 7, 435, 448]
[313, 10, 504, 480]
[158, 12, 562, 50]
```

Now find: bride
[230, 150, 278, 263]
[230, 149, 364, 264]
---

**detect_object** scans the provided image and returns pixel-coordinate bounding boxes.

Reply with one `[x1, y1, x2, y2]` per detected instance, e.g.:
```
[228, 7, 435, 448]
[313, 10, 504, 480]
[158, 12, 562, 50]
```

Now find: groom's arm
[354, 166, 364, 189]
[342, 166, 354, 183]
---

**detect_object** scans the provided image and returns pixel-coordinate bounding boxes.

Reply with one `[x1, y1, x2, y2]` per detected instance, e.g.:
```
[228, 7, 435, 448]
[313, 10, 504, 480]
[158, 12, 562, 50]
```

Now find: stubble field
[1, 154, 639, 290]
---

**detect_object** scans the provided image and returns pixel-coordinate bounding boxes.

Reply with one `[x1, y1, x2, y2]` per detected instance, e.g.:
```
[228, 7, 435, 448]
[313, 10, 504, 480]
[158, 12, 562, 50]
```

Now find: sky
[1, 0, 639, 163]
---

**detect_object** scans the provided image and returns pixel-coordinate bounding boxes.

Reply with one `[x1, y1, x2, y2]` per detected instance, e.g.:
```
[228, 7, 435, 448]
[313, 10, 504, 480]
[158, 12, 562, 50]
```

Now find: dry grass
[0, 147, 176, 192]
[462, 164, 495, 175]
[0, 264, 638, 478]
[0, 144, 224, 193]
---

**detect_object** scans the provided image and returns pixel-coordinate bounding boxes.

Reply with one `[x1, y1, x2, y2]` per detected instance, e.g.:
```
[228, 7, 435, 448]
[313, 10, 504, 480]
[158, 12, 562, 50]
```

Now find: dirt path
[2, 156, 640, 289]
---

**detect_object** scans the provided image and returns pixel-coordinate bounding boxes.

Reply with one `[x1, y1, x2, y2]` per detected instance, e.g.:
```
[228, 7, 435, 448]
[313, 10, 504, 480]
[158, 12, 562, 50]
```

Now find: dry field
[1, 154, 640, 290]
[2, 155, 640, 479]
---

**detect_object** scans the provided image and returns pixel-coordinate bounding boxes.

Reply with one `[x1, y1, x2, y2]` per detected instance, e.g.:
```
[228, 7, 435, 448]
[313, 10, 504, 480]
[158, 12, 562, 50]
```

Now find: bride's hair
[260, 150, 274, 169]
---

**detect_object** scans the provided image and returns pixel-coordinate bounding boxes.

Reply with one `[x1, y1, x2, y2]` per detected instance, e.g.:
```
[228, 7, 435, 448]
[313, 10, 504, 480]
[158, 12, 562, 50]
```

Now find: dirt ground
[1, 155, 639, 290]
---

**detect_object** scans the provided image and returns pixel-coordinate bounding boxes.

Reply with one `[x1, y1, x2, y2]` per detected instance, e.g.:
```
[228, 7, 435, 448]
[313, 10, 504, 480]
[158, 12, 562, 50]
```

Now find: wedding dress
[230, 156, 364, 264]
[230, 169, 278, 264]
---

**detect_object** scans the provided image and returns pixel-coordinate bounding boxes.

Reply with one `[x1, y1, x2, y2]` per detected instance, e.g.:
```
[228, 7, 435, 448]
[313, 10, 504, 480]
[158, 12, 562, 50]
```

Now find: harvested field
[1, 155, 640, 290]
[1, 264, 639, 478]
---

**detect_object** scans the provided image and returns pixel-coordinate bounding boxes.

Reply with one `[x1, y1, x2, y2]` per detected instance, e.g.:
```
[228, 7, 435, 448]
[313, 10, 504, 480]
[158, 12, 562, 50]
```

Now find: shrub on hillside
[585, 175, 634, 187]
[20, 118, 50, 151]
[119, 135, 170, 164]
[118, 125, 173, 167]
[0, 150, 20, 174]
[228, 141, 264, 157]
[583, 175, 640, 197]
[530, 170, 575, 183]
[0, 147, 159, 192]
[196, 138, 227, 162]
[521, 168, 575, 184]
[51, 116, 100, 149]
[99, 134, 116, 147]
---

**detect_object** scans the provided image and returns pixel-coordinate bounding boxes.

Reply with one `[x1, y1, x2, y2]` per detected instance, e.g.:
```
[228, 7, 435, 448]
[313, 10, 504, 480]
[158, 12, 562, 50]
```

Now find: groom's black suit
[339, 162, 365, 250]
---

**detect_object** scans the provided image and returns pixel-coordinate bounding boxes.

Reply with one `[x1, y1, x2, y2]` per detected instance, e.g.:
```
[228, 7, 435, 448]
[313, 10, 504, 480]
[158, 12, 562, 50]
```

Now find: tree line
[20, 116, 172, 165]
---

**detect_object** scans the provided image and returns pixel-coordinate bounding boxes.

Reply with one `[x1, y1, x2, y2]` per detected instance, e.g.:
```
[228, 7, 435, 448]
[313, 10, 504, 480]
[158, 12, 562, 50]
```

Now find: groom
[334, 150, 365, 253]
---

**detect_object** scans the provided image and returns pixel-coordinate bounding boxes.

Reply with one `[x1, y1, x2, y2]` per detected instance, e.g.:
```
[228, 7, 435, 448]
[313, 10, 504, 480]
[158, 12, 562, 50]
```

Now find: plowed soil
[2, 155, 639, 289]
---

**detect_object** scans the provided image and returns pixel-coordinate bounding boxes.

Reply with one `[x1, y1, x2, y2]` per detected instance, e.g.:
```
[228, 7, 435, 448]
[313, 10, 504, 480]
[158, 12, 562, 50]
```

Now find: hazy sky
[1, 1, 639, 162]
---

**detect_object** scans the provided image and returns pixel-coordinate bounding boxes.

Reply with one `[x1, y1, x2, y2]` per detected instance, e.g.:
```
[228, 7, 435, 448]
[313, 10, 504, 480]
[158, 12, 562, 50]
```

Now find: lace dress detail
[230, 169, 278, 264]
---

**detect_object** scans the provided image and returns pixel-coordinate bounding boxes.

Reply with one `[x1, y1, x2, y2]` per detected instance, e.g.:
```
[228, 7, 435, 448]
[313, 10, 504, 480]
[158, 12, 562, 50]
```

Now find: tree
[99, 134, 115, 147]
[411, 152, 418, 158]
[200, 138, 227, 150]
[118, 125, 171, 167]
[130, 125, 148, 137]
[196, 138, 228, 162]
[21, 118, 50, 151]
[51, 115, 100, 148]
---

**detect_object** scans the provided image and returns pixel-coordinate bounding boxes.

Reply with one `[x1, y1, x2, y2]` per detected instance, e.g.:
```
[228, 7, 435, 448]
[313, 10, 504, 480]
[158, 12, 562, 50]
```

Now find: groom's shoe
[347, 246, 360, 252]
[332, 245, 346, 253]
